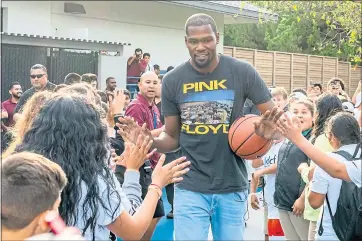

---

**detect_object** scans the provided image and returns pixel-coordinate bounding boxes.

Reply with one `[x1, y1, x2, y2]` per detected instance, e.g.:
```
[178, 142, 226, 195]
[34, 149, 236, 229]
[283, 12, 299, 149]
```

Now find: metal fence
[224, 46, 362, 96]
[1, 44, 98, 102]
[49, 49, 98, 84]
[1, 44, 47, 101]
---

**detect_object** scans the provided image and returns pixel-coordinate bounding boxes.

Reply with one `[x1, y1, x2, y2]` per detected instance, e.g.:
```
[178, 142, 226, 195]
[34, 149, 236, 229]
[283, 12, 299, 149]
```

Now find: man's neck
[140, 93, 154, 106]
[35, 82, 48, 92]
[154, 97, 161, 105]
[10, 96, 19, 104]
[190, 54, 220, 74]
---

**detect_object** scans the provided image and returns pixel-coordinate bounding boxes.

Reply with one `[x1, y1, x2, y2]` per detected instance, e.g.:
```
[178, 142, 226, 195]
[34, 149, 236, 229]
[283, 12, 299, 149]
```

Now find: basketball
[228, 114, 273, 160]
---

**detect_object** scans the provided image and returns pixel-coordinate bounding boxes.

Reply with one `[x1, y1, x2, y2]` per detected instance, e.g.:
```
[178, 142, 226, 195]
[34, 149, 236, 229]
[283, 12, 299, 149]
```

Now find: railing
[126, 76, 140, 99]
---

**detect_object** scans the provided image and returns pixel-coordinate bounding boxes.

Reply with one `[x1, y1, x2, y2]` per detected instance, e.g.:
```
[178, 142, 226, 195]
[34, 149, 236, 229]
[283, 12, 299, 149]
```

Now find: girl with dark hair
[297, 94, 343, 240]
[16, 94, 190, 241]
[274, 99, 315, 241]
[277, 112, 361, 240]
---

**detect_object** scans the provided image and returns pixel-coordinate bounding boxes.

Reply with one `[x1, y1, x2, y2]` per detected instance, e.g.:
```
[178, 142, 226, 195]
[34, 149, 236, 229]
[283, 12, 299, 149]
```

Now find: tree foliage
[224, 1, 361, 65]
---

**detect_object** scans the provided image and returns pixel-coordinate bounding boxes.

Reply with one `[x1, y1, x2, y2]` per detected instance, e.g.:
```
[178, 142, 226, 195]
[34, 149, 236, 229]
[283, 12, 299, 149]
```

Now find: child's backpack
[318, 144, 362, 241]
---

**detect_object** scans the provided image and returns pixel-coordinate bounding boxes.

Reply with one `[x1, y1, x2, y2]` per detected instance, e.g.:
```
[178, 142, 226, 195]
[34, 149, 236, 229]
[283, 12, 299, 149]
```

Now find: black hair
[135, 48, 142, 54]
[106, 77, 115, 84]
[292, 88, 307, 96]
[166, 66, 174, 72]
[313, 83, 323, 91]
[16, 95, 120, 240]
[153, 64, 160, 70]
[185, 13, 218, 35]
[311, 93, 343, 144]
[64, 73, 82, 85]
[143, 53, 150, 58]
[30, 64, 47, 73]
[326, 112, 360, 146]
[9, 81, 21, 90]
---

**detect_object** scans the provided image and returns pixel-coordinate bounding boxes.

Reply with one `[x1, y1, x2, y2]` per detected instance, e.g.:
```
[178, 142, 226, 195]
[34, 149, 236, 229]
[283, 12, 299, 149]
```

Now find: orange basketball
[228, 114, 273, 160]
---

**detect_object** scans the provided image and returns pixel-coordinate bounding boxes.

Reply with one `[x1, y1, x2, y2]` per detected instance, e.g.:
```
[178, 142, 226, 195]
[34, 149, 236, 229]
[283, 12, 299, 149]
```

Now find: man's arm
[291, 135, 352, 182]
[1, 107, 8, 119]
[150, 126, 164, 137]
[127, 56, 136, 67]
[153, 73, 181, 153]
[153, 116, 180, 153]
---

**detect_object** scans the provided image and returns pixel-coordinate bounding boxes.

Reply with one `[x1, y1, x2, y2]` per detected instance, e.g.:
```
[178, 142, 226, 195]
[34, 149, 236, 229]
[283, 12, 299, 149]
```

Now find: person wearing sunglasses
[13, 64, 56, 121]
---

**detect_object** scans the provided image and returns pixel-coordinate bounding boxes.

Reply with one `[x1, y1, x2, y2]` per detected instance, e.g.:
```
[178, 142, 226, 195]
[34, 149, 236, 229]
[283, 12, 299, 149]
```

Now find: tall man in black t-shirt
[119, 13, 283, 241]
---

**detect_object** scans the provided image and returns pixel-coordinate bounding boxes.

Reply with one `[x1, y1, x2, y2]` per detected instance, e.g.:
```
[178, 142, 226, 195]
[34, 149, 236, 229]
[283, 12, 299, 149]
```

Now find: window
[1, 7, 8, 32]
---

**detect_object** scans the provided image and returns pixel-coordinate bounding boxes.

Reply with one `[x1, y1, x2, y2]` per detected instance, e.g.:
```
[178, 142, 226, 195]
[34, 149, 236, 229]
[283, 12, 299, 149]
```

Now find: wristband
[148, 185, 162, 199]
[150, 183, 161, 190]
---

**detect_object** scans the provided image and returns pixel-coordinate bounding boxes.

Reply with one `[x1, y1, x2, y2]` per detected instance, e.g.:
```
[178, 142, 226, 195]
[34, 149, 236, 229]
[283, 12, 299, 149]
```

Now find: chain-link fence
[1, 44, 98, 102]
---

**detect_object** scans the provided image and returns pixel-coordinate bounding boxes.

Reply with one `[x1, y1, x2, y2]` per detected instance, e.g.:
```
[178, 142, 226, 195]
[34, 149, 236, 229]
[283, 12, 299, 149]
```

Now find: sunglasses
[30, 74, 46, 79]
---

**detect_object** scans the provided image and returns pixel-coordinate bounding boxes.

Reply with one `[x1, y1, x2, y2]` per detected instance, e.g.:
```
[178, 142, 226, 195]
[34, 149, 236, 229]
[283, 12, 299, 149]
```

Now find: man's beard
[12, 93, 22, 99]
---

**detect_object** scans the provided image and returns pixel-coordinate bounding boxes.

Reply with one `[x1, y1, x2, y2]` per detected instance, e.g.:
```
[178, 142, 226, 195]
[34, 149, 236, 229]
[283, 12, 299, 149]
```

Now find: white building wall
[3, 1, 225, 70]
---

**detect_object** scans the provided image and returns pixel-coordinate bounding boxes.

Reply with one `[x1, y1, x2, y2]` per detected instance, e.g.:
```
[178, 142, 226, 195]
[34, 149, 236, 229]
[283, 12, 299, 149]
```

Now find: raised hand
[126, 134, 156, 170]
[116, 117, 148, 144]
[151, 155, 191, 188]
[110, 90, 127, 114]
[276, 113, 303, 143]
[254, 106, 284, 140]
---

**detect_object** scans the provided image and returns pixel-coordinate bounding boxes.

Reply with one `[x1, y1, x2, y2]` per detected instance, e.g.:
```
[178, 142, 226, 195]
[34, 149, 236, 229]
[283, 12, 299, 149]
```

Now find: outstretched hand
[276, 113, 304, 144]
[116, 116, 153, 144]
[151, 155, 191, 188]
[254, 107, 284, 140]
[125, 134, 157, 170]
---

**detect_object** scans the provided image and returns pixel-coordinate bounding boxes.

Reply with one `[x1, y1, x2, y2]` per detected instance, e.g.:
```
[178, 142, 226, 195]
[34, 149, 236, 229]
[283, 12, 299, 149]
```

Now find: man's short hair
[64, 73, 82, 85]
[9, 81, 21, 90]
[166, 66, 174, 72]
[153, 64, 160, 70]
[143, 53, 150, 58]
[271, 87, 288, 100]
[106, 77, 115, 84]
[185, 13, 218, 35]
[81, 73, 98, 84]
[135, 48, 142, 54]
[2, 152, 67, 230]
[30, 64, 47, 73]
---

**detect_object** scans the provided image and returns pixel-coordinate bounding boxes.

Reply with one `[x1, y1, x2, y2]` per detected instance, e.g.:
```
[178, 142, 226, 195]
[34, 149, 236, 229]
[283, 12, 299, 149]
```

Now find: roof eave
[158, 1, 278, 22]
[1, 32, 130, 52]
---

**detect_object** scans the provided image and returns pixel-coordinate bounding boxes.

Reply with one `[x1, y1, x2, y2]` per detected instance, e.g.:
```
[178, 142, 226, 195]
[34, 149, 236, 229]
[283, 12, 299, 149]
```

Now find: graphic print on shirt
[180, 79, 235, 135]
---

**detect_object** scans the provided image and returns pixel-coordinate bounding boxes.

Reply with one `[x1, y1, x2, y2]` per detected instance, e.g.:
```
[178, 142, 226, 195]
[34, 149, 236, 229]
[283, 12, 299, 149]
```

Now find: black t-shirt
[161, 55, 271, 193]
[14, 82, 57, 113]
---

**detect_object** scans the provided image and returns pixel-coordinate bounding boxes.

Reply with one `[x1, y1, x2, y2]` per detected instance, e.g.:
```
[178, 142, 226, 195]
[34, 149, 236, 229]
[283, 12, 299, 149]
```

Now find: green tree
[226, 1, 361, 65]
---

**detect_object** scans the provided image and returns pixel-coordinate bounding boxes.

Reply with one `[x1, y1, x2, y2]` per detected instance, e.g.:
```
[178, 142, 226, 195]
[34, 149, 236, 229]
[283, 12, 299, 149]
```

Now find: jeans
[174, 185, 248, 241]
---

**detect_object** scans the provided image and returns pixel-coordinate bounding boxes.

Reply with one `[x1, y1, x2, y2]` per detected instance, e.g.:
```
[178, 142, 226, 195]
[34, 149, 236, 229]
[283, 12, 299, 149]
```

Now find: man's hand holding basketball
[254, 106, 284, 140]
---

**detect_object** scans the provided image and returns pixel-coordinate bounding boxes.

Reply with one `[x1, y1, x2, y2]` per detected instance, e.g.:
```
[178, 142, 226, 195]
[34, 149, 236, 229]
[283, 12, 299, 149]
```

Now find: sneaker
[166, 210, 174, 219]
